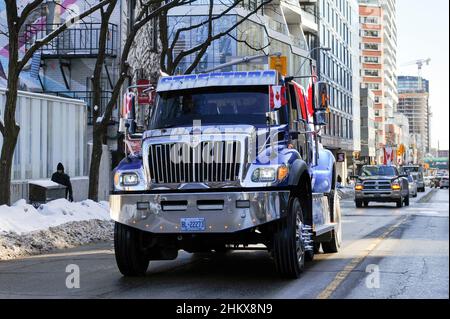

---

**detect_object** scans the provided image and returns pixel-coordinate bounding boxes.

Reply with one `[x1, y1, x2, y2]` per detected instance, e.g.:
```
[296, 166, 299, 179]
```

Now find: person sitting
[51, 163, 74, 202]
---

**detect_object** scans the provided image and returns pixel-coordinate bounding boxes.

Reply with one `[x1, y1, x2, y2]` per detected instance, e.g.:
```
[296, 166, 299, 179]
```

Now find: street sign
[269, 56, 287, 76]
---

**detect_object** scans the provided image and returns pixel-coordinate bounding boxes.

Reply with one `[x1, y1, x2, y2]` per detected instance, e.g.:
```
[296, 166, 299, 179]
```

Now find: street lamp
[296, 46, 331, 76]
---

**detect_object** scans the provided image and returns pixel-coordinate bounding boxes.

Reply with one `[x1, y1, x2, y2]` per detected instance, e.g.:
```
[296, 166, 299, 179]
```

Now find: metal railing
[24, 23, 118, 58]
[46, 91, 116, 125]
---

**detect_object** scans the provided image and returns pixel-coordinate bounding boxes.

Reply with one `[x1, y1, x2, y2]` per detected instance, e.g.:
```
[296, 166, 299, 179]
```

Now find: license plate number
[180, 218, 205, 232]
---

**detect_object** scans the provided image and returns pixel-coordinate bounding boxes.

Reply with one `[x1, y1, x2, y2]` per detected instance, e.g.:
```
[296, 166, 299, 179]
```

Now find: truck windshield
[361, 166, 398, 177]
[149, 86, 287, 129]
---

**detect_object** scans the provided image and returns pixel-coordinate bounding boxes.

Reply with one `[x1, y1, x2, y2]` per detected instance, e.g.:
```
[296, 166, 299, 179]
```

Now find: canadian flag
[384, 147, 394, 165]
[306, 65, 318, 122]
[269, 85, 287, 110]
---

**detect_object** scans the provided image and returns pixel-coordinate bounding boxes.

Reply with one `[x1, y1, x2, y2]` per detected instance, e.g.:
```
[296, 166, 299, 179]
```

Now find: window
[363, 30, 379, 37]
[364, 69, 379, 77]
[361, 16, 379, 24]
[364, 56, 379, 64]
[364, 43, 379, 50]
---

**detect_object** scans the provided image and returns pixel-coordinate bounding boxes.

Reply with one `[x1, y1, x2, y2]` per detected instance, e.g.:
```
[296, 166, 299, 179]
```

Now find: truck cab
[110, 70, 341, 278]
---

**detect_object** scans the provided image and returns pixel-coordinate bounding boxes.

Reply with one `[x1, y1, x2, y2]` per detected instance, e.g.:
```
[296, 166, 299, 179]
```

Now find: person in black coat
[51, 163, 74, 202]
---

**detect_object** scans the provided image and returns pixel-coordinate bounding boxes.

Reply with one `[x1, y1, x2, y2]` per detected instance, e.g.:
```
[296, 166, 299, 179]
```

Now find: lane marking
[316, 215, 409, 299]
[20, 249, 114, 260]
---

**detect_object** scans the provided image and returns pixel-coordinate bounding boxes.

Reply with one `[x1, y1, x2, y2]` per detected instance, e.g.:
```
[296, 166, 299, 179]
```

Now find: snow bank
[0, 199, 113, 260]
[0, 220, 114, 260]
[0, 199, 110, 234]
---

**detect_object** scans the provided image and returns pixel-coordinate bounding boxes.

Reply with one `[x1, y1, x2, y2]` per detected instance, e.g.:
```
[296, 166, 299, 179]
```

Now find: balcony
[46, 91, 116, 125]
[24, 23, 118, 59]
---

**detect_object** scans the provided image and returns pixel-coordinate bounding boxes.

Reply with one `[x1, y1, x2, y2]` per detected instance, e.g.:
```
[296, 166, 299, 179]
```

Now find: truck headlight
[391, 183, 401, 191]
[355, 184, 364, 191]
[120, 172, 140, 186]
[251, 165, 289, 183]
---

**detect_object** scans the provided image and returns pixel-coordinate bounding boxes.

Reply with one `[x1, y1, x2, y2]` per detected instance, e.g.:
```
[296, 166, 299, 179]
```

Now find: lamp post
[297, 46, 331, 79]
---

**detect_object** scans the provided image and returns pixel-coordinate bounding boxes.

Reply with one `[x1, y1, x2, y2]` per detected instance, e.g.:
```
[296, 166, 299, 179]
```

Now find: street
[0, 189, 448, 299]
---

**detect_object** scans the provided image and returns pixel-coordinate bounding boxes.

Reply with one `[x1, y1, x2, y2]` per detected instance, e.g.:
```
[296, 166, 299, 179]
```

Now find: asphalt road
[0, 189, 448, 299]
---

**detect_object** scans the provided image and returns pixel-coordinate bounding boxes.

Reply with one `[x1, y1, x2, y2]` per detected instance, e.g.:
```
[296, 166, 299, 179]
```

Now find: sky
[397, 0, 450, 150]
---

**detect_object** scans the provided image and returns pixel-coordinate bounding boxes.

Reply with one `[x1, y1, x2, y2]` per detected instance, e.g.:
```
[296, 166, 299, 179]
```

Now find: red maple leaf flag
[269, 85, 287, 110]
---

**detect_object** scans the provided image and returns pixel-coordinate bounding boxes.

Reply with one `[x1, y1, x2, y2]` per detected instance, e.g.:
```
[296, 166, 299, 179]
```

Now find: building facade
[397, 75, 431, 163]
[305, 0, 360, 182]
[0, 0, 123, 125]
[358, 0, 398, 164]
[359, 88, 376, 164]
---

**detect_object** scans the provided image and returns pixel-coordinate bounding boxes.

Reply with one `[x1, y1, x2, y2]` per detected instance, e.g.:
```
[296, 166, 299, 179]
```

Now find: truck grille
[363, 180, 392, 190]
[148, 141, 242, 184]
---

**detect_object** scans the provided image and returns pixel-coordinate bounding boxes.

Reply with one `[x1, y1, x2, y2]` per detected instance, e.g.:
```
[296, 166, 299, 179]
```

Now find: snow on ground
[0, 199, 113, 260]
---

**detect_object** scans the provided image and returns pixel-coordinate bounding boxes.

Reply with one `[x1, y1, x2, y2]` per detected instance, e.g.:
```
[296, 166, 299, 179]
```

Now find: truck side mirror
[313, 81, 329, 126]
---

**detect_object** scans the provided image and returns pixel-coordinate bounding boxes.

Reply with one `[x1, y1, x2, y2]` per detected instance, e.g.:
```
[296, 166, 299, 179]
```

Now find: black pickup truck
[354, 165, 410, 208]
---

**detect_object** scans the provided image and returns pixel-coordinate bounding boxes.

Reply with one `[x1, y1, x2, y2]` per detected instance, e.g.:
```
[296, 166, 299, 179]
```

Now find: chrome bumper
[110, 191, 289, 233]
[355, 190, 401, 200]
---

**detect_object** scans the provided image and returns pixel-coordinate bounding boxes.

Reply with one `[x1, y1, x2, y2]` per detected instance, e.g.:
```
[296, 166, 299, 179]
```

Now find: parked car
[400, 166, 425, 192]
[440, 176, 449, 189]
[408, 175, 418, 198]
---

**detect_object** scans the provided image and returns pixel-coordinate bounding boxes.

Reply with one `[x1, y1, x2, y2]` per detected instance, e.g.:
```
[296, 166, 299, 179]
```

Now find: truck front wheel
[114, 222, 149, 277]
[272, 196, 306, 279]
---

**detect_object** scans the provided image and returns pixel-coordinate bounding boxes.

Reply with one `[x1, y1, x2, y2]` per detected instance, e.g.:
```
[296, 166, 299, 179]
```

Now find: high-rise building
[302, 0, 360, 181]
[358, 0, 398, 163]
[397, 75, 431, 161]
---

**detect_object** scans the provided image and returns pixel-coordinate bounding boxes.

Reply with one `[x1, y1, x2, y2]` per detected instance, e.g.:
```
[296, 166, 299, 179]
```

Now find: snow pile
[0, 199, 110, 234]
[0, 220, 114, 260]
[0, 199, 113, 260]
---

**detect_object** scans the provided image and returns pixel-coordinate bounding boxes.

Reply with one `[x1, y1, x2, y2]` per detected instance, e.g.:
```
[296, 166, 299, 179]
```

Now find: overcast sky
[397, 0, 449, 150]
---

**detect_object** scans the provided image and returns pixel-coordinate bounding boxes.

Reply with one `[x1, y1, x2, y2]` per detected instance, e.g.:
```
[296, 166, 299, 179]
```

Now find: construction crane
[400, 58, 431, 91]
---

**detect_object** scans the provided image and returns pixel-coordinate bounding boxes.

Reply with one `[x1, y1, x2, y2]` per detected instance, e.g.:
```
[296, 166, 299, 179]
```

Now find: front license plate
[181, 218, 205, 232]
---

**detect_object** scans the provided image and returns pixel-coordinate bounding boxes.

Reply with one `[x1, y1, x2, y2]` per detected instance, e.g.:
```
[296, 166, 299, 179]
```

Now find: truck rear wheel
[114, 222, 149, 277]
[273, 196, 306, 279]
[322, 193, 342, 254]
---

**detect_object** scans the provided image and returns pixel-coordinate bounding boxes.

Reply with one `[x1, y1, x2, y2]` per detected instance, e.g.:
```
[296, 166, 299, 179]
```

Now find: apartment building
[358, 0, 398, 163]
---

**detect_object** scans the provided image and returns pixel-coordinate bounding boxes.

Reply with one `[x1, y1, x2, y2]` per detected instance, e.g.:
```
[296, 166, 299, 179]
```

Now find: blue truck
[110, 69, 341, 278]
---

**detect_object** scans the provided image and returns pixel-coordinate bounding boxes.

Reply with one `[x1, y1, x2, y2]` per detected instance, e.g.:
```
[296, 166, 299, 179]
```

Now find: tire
[273, 196, 306, 279]
[396, 197, 403, 208]
[404, 195, 410, 207]
[114, 222, 149, 277]
[313, 242, 321, 254]
[322, 193, 342, 254]
[355, 200, 363, 208]
[363, 201, 369, 207]
[413, 193, 417, 198]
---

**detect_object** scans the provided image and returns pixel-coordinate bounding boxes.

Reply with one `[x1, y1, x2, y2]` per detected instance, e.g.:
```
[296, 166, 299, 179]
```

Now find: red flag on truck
[269, 85, 287, 110]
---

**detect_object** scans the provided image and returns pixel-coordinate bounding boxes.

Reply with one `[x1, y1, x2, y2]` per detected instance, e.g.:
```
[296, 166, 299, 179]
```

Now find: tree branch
[227, 31, 270, 52]
[100, 0, 194, 127]
[172, 0, 272, 72]
[170, 0, 243, 53]
[0, 119, 4, 136]
[18, 0, 44, 28]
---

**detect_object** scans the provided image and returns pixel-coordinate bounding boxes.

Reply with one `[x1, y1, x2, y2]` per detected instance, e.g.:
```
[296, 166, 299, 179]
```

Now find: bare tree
[159, 0, 272, 75]
[88, 0, 195, 201]
[0, 0, 113, 205]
